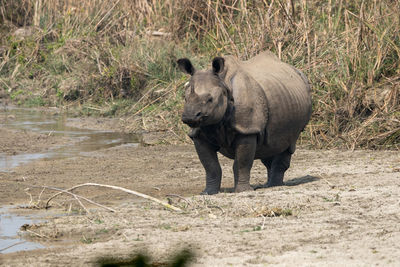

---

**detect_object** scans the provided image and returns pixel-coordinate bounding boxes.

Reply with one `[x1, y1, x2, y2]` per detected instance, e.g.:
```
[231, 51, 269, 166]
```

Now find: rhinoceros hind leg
[259, 149, 292, 188]
[261, 157, 273, 181]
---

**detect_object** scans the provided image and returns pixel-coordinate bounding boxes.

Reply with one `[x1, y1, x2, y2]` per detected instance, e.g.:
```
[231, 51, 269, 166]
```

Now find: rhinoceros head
[177, 57, 229, 128]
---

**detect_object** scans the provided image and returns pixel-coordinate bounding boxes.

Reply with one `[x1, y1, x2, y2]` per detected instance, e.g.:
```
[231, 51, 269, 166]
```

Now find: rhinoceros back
[241, 52, 312, 154]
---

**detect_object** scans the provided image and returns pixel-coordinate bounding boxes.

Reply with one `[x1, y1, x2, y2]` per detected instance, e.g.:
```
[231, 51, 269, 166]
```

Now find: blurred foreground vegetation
[0, 0, 399, 149]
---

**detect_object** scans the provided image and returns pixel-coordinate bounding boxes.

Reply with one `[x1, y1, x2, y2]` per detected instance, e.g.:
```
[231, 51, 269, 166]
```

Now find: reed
[0, 0, 399, 149]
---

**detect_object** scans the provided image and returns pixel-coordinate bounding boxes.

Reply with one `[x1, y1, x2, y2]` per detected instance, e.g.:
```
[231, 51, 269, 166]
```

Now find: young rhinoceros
[177, 51, 312, 195]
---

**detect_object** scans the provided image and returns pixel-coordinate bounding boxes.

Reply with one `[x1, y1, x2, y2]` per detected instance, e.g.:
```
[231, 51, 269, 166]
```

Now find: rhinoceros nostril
[195, 112, 203, 118]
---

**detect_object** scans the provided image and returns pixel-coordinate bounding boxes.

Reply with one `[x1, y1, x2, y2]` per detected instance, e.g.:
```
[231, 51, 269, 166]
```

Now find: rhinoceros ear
[212, 57, 225, 74]
[177, 58, 195, 76]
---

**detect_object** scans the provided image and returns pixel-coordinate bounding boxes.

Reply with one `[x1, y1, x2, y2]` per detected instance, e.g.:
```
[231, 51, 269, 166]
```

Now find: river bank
[0, 107, 399, 266]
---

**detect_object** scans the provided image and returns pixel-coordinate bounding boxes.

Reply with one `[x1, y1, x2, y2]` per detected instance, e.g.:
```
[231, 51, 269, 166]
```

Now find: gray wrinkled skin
[177, 51, 312, 195]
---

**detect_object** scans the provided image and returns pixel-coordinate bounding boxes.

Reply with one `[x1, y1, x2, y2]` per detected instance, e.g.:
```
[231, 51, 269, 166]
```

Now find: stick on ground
[46, 183, 182, 212]
[33, 185, 116, 213]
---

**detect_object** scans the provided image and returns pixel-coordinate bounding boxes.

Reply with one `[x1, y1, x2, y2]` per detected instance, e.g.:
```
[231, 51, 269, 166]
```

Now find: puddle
[0, 106, 140, 172]
[0, 106, 140, 253]
[0, 207, 45, 254]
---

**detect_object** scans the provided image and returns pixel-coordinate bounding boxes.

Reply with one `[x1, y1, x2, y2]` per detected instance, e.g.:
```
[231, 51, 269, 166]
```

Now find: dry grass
[0, 0, 399, 149]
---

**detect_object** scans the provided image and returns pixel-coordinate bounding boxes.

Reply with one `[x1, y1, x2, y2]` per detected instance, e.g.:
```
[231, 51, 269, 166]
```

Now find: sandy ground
[0, 121, 399, 266]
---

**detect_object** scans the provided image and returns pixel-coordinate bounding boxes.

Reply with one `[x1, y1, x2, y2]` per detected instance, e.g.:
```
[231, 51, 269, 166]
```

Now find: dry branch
[46, 183, 182, 212]
[0, 241, 27, 253]
[32, 185, 116, 213]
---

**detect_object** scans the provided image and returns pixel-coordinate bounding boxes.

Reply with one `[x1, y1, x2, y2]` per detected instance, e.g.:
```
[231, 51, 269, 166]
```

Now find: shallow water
[0, 106, 139, 172]
[0, 106, 140, 253]
[0, 207, 45, 254]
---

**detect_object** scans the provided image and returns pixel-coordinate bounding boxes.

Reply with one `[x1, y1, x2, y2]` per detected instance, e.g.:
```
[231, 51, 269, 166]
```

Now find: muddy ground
[0, 127, 71, 156]
[0, 118, 399, 266]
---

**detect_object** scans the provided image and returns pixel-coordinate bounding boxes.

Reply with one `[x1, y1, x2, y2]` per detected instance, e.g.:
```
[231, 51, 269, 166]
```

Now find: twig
[94, 0, 121, 30]
[321, 177, 335, 189]
[129, 83, 160, 113]
[26, 229, 48, 239]
[83, 105, 103, 111]
[207, 205, 225, 214]
[73, 195, 89, 214]
[131, 85, 176, 117]
[260, 215, 267, 230]
[28, 185, 116, 213]
[0, 78, 12, 92]
[166, 194, 191, 205]
[0, 241, 27, 253]
[24, 188, 34, 206]
[46, 183, 182, 212]
[38, 187, 46, 203]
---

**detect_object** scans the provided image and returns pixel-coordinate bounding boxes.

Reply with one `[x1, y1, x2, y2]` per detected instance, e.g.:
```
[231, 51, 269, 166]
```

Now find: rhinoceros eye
[206, 96, 213, 104]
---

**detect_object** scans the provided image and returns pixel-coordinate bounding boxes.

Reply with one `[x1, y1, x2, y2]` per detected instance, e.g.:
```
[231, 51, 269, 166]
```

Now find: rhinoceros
[177, 51, 312, 195]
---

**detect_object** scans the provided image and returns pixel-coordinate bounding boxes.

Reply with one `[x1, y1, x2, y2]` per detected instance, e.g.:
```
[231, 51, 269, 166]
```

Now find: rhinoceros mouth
[185, 122, 200, 128]
[182, 115, 209, 128]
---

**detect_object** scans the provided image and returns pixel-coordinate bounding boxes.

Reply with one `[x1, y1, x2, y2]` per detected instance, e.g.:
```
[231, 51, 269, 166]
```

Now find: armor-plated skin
[177, 51, 312, 194]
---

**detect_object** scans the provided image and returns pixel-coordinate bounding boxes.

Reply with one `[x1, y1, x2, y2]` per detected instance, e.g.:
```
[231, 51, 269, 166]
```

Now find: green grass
[0, 0, 399, 149]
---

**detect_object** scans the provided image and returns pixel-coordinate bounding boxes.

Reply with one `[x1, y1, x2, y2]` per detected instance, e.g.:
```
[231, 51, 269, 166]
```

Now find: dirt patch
[0, 128, 71, 156]
[0, 123, 399, 266]
[65, 117, 130, 132]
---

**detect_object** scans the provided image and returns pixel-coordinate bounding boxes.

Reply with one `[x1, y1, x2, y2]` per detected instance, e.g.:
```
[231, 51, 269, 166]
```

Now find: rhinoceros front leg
[233, 134, 257, 193]
[193, 137, 222, 195]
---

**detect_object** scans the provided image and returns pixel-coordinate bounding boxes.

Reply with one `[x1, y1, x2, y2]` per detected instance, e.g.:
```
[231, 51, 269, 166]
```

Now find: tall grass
[0, 0, 399, 149]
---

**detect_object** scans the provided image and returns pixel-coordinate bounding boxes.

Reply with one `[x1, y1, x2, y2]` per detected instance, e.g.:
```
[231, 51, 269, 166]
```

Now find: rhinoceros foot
[255, 181, 284, 190]
[200, 188, 220, 195]
[234, 184, 254, 193]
